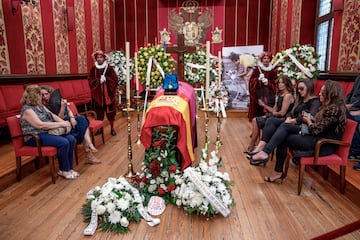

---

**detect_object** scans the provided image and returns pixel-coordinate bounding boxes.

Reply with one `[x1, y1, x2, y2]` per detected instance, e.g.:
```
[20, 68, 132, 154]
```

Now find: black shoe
[111, 129, 117, 136]
[249, 157, 269, 166]
[264, 172, 285, 183]
[244, 151, 258, 156]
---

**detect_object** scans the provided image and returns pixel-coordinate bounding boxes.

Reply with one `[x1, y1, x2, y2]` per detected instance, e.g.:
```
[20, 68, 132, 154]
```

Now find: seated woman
[20, 85, 79, 179]
[250, 80, 347, 182]
[249, 78, 321, 155]
[40, 85, 100, 164]
[246, 76, 294, 152]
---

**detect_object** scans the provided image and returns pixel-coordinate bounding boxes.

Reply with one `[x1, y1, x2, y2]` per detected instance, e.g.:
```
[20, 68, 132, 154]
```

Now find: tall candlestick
[218, 51, 222, 86]
[125, 41, 130, 101]
[205, 41, 210, 102]
[134, 52, 139, 92]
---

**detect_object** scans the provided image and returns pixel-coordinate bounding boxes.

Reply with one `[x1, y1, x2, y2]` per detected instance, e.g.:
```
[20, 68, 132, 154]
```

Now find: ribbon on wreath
[142, 57, 166, 125]
[183, 168, 230, 217]
[258, 48, 314, 79]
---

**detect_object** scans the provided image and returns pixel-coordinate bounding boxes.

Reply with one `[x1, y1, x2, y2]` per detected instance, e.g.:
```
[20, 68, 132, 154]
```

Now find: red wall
[115, 0, 272, 56]
[0, 0, 115, 75]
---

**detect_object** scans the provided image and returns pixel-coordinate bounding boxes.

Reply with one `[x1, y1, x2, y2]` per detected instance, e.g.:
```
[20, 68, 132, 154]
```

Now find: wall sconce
[11, 0, 37, 16]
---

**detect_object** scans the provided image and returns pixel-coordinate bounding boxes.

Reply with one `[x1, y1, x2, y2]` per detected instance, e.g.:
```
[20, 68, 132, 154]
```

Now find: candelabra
[215, 96, 223, 153]
[134, 93, 142, 144]
[124, 99, 135, 178]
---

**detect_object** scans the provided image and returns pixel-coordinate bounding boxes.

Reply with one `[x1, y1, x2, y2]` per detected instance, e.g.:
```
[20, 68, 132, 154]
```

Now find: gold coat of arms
[168, 0, 213, 46]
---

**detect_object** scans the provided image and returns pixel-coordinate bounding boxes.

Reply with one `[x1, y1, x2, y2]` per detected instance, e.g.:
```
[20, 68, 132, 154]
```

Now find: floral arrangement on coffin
[137, 44, 175, 89]
[82, 177, 142, 234]
[108, 50, 134, 86]
[208, 81, 229, 115]
[272, 44, 320, 82]
[131, 126, 182, 205]
[184, 48, 219, 86]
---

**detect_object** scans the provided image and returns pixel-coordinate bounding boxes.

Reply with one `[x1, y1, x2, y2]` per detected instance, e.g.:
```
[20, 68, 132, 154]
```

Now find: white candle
[218, 51, 222, 86]
[205, 41, 210, 102]
[134, 52, 139, 92]
[125, 42, 130, 101]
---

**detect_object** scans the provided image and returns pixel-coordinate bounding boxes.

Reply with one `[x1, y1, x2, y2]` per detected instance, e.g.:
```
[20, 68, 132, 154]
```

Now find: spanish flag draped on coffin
[140, 82, 197, 170]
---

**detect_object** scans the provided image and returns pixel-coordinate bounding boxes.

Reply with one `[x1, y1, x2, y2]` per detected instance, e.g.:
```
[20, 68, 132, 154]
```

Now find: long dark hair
[291, 78, 316, 115]
[278, 76, 293, 94]
[316, 80, 346, 134]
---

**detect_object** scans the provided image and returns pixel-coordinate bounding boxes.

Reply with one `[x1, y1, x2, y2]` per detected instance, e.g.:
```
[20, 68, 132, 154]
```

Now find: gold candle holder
[215, 96, 223, 152]
[124, 99, 135, 178]
[134, 94, 142, 144]
[200, 102, 210, 146]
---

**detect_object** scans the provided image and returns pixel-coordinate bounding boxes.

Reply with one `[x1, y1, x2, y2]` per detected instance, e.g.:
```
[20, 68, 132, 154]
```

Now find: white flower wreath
[108, 50, 134, 86]
[184, 48, 219, 86]
[272, 44, 320, 82]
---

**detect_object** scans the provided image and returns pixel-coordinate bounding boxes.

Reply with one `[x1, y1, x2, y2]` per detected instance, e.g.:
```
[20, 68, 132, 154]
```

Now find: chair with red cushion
[68, 102, 105, 147]
[284, 119, 358, 195]
[6, 115, 58, 183]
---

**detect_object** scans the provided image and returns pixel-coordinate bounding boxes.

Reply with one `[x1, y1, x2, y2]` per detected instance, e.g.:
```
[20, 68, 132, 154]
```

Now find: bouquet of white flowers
[172, 150, 234, 217]
[82, 177, 142, 234]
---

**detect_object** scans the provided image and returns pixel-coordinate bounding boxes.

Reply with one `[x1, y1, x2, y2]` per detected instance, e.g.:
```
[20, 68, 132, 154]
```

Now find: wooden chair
[68, 102, 105, 148]
[6, 115, 58, 183]
[284, 119, 358, 195]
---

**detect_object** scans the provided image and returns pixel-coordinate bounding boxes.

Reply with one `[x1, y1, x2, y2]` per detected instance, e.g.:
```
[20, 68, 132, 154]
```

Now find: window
[315, 0, 333, 71]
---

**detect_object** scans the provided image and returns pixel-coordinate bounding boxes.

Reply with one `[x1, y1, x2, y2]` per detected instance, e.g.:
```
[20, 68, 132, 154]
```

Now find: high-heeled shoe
[264, 172, 284, 183]
[85, 152, 101, 164]
[85, 143, 98, 153]
[244, 151, 259, 156]
[249, 157, 269, 166]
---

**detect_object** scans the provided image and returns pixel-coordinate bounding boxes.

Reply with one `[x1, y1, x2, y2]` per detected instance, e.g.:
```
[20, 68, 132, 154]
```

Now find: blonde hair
[20, 85, 41, 106]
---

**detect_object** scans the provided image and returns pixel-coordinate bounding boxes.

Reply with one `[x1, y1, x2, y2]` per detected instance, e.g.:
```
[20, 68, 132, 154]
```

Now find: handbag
[48, 127, 66, 135]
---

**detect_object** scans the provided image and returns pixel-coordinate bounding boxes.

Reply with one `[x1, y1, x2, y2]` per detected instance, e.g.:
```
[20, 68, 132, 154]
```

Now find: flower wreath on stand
[184, 47, 219, 87]
[272, 44, 320, 83]
[137, 44, 175, 89]
[108, 50, 134, 87]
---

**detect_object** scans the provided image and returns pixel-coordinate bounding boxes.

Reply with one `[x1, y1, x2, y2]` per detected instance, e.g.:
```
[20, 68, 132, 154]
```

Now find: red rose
[148, 160, 160, 177]
[141, 176, 148, 183]
[169, 165, 177, 173]
[158, 188, 166, 195]
[167, 184, 176, 192]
